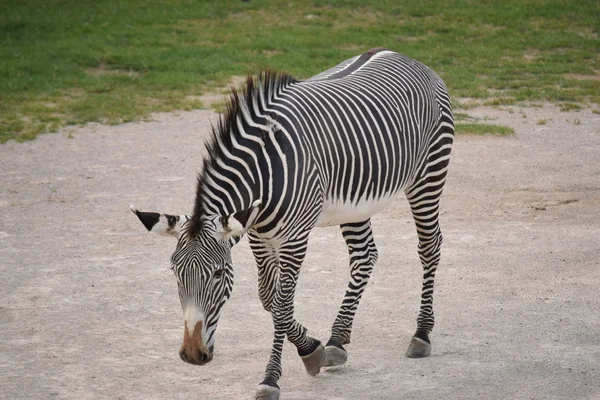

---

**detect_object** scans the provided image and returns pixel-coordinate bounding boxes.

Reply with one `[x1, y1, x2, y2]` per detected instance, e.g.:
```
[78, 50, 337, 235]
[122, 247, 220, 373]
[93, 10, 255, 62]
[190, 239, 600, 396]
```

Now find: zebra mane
[189, 70, 297, 235]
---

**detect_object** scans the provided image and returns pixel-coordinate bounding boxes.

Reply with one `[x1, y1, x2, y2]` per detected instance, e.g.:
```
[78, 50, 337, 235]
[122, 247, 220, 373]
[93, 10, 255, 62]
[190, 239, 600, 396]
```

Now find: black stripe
[324, 47, 389, 80]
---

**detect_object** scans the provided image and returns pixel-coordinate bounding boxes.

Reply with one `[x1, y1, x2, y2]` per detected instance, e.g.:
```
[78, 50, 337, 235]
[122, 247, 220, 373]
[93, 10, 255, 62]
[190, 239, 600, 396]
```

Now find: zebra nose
[179, 347, 213, 365]
[180, 320, 212, 365]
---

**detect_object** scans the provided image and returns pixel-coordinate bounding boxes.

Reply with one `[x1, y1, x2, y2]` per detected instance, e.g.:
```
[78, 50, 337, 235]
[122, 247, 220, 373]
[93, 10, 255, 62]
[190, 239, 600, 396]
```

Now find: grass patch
[1, 0, 599, 142]
[559, 103, 583, 112]
[454, 112, 473, 121]
[537, 119, 547, 125]
[456, 123, 515, 135]
[483, 97, 517, 106]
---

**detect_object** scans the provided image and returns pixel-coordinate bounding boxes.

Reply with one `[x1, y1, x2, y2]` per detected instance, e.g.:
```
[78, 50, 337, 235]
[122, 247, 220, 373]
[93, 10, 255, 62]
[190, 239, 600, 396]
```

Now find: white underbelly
[315, 196, 398, 227]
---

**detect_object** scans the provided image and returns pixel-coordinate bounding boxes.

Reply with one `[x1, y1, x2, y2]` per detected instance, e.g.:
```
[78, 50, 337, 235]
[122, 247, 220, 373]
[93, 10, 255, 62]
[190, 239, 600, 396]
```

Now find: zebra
[131, 48, 454, 400]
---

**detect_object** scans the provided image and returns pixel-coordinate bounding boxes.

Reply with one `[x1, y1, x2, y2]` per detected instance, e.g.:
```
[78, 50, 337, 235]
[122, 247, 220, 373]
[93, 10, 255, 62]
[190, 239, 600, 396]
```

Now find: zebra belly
[315, 195, 398, 227]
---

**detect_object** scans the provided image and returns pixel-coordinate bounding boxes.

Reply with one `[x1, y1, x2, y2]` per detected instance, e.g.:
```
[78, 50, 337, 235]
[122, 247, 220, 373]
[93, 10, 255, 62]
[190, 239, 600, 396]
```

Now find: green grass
[1, 0, 599, 142]
[559, 102, 583, 112]
[456, 123, 515, 135]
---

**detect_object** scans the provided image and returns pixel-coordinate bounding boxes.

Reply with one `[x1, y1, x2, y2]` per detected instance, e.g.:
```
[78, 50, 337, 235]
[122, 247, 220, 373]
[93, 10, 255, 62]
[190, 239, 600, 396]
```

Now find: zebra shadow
[321, 365, 358, 376]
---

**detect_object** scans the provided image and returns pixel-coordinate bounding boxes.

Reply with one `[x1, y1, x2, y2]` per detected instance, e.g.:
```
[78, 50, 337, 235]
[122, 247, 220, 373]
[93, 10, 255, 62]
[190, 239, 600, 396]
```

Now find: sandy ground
[1, 105, 599, 400]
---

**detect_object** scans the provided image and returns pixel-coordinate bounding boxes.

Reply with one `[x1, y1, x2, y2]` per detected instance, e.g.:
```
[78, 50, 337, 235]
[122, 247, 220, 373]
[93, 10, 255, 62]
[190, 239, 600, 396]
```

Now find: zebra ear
[130, 205, 185, 239]
[216, 200, 262, 239]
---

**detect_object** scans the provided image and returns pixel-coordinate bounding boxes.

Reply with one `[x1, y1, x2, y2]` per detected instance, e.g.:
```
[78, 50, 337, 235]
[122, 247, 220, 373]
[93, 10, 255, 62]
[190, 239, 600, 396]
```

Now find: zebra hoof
[255, 384, 280, 400]
[301, 343, 326, 376]
[405, 336, 432, 358]
[324, 345, 348, 367]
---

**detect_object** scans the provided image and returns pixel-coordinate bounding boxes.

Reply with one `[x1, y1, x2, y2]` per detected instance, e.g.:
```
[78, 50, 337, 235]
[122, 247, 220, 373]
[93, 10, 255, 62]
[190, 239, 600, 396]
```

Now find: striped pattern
[174, 49, 454, 392]
[328, 219, 378, 345]
[309, 54, 360, 81]
[171, 217, 235, 350]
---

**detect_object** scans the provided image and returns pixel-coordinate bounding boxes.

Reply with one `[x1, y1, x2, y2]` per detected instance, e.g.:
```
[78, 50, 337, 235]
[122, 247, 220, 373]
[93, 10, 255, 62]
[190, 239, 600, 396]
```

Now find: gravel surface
[1, 105, 599, 400]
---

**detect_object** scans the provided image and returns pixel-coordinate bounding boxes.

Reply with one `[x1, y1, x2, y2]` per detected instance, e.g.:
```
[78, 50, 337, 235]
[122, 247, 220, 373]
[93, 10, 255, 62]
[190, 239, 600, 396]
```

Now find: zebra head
[130, 202, 261, 366]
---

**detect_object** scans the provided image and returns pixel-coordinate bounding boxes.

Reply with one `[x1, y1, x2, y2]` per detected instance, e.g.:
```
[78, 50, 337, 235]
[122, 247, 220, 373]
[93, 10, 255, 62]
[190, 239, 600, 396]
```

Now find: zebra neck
[197, 140, 264, 218]
[195, 72, 298, 219]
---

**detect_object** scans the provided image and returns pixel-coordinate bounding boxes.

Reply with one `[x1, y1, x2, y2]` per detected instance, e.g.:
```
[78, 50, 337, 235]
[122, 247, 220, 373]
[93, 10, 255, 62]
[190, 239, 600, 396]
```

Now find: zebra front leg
[325, 220, 378, 367]
[255, 238, 325, 400]
[404, 184, 444, 358]
[249, 232, 323, 377]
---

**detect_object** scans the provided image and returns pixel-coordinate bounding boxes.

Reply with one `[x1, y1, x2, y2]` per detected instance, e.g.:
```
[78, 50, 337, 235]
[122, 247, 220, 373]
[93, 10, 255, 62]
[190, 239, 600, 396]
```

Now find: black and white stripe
[170, 217, 236, 349]
[170, 48, 453, 397]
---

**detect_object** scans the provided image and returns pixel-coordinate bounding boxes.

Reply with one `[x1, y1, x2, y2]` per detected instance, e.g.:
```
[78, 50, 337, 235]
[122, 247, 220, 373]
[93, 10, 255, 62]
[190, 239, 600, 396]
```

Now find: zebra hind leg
[325, 219, 378, 367]
[405, 195, 442, 358]
[404, 149, 450, 358]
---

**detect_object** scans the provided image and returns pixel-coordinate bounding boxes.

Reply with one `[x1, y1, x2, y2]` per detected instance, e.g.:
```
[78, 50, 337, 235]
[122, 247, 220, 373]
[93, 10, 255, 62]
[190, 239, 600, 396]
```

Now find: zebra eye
[214, 269, 224, 280]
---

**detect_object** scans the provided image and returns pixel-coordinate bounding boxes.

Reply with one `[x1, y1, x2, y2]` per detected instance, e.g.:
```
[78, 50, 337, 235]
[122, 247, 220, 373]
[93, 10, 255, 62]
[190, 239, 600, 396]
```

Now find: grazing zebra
[132, 48, 454, 400]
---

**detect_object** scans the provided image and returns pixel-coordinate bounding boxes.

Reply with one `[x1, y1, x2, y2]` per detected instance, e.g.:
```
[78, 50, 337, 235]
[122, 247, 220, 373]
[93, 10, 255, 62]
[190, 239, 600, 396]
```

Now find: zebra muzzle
[179, 321, 213, 365]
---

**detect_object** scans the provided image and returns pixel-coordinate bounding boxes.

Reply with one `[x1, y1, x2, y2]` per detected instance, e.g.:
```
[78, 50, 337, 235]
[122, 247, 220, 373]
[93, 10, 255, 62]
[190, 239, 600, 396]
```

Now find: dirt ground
[1, 105, 599, 400]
